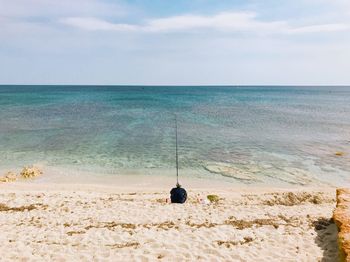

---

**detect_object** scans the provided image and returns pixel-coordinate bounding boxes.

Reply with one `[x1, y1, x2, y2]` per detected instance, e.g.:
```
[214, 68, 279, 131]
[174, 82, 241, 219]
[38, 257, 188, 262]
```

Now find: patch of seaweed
[67, 230, 86, 236]
[85, 222, 136, 230]
[277, 214, 301, 226]
[0, 203, 47, 212]
[185, 221, 218, 228]
[155, 198, 166, 204]
[216, 237, 254, 247]
[85, 221, 179, 232]
[118, 198, 134, 202]
[105, 242, 139, 249]
[225, 218, 280, 229]
[80, 215, 300, 233]
[262, 192, 331, 206]
[144, 221, 177, 230]
[225, 215, 300, 229]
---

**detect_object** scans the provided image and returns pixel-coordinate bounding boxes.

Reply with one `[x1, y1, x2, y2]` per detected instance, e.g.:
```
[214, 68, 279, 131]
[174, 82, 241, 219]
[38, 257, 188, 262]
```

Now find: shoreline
[0, 163, 343, 190]
[0, 172, 339, 193]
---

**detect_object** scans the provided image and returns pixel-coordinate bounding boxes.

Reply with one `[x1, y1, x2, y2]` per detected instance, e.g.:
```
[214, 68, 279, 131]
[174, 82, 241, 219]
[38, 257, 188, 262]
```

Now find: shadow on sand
[313, 218, 338, 262]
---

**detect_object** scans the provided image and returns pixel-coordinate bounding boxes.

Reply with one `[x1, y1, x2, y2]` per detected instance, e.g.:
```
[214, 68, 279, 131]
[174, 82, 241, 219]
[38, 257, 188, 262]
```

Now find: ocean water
[0, 85, 349, 186]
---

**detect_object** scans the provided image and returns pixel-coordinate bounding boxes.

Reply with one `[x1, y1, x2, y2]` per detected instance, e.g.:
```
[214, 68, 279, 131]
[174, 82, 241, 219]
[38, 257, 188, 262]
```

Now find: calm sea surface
[0, 85, 349, 186]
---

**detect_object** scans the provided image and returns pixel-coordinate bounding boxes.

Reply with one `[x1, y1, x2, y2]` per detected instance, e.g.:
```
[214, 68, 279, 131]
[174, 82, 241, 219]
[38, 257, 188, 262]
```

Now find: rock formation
[20, 166, 43, 179]
[0, 172, 18, 183]
[333, 188, 350, 261]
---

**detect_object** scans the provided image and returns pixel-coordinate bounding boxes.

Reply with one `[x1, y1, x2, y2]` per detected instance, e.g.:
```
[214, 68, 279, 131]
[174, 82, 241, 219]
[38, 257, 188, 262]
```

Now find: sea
[0, 85, 349, 186]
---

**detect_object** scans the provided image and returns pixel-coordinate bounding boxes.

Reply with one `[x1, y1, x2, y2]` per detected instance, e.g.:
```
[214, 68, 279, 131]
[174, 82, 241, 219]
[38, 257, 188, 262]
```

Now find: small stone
[335, 152, 345, 156]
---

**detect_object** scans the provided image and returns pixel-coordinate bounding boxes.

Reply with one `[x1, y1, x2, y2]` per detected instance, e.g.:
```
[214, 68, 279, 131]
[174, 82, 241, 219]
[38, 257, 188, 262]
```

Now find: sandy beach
[0, 180, 338, 261]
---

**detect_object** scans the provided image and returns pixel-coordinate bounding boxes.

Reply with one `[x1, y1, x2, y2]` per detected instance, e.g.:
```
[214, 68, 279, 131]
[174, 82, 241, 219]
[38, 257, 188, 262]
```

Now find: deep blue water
[0, 85, 349, 186]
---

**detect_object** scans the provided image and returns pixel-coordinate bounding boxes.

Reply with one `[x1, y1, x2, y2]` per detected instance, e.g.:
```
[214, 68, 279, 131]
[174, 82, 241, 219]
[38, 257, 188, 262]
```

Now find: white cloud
[0, 0, 126, 20]
[2, 0, 350, 36]
[289, 23, 350, 34]
[145, 12, 287, 33]
[0, 0, 128, 39]
[60, 17, 137, 31]
[2, 0, 350, 85]
[58, 11, 350, 36]
[59, 12, 288, 34]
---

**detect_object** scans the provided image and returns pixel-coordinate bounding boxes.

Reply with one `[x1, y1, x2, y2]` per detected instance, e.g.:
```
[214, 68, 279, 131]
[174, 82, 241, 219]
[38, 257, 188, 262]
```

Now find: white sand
[0, 181, 338, 261]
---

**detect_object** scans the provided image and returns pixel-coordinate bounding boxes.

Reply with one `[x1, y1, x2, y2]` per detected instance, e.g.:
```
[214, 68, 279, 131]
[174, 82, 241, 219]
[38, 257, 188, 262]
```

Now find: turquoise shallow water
[0, 85, 349, 186]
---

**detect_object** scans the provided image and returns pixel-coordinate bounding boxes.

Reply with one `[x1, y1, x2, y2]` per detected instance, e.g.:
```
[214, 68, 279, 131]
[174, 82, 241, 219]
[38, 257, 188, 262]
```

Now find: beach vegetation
[207, 195, 220, 203]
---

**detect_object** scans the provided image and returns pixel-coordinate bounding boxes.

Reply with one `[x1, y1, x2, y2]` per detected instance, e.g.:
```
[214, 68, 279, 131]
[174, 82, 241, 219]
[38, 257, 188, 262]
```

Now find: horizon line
[1, 84, 350, 87]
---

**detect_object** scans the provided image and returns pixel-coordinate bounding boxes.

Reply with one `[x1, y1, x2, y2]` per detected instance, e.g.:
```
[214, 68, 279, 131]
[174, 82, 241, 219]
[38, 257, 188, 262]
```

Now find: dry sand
[0, 182, 339, 262]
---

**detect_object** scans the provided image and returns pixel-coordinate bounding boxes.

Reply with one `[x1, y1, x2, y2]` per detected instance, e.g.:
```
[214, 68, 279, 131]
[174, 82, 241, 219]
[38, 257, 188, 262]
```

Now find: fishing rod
[170, 114, 187, 204]
[175, 115, 179, 186]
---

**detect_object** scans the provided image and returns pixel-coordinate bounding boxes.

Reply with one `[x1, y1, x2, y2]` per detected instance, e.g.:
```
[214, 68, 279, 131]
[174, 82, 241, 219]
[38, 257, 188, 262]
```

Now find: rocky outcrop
[20, 166, 43, 179]
[0, 166, 43, 183]
[0, 172, 18, 183]
[333, 188, 350, 261]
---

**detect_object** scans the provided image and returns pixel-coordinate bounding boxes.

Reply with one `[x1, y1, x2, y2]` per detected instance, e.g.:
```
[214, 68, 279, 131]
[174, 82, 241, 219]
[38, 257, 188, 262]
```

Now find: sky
[1, 0, 350, 85]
